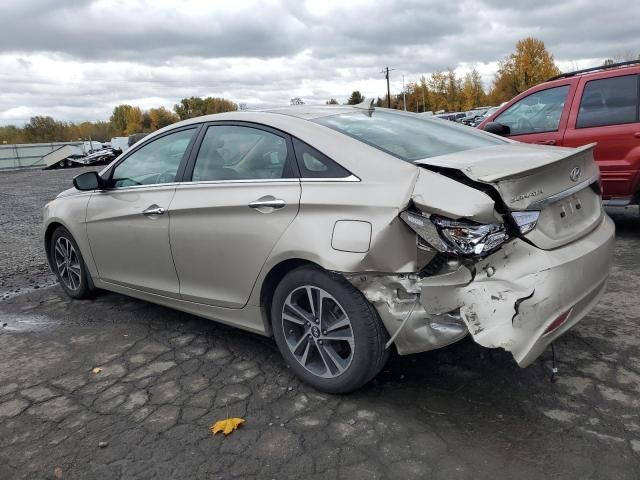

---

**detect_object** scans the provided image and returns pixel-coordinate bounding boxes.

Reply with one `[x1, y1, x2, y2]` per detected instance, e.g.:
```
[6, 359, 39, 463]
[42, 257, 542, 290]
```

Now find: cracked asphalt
[1, 166, 640, 479]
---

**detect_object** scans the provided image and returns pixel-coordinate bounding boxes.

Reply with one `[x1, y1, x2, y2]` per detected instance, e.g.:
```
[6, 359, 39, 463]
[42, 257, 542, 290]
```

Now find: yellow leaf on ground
[210, 417, 245, 436]
[91, 367, 102, 374]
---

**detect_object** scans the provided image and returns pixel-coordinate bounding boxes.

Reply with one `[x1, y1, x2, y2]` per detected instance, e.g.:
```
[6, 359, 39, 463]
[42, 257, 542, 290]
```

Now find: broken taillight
[543, 308, 573, 336]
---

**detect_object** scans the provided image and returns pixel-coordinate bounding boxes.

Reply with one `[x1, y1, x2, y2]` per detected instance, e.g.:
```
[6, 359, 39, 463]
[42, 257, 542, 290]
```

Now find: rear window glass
[313, 110, 504, 162]
[576, 75, 639, 129]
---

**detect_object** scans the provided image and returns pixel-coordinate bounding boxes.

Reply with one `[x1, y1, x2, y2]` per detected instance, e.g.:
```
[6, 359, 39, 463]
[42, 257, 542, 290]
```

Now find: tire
[50, 227, 93, 299]
[271, 266, 389, 394]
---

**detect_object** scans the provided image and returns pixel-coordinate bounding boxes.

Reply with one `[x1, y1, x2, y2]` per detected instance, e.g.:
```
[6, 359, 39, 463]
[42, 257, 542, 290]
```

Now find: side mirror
[483, 122, 511, 136]
[73, 171, 104, 191]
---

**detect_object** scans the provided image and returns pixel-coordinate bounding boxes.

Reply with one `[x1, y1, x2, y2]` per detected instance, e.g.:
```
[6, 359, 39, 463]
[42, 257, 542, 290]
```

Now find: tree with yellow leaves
[489, 37, 560, 104]
[148, 107, 179, 130]
[110, 104, 144, 136]
[461, 68, 488, 111]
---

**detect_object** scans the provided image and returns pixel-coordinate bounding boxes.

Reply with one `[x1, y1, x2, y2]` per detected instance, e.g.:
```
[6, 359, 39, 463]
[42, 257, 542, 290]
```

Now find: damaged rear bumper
[349, 215, 615, 367]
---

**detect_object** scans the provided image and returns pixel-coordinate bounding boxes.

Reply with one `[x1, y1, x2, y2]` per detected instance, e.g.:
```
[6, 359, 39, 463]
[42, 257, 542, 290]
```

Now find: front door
[169, 123, 301, 308]
[86, 127, 198, 297]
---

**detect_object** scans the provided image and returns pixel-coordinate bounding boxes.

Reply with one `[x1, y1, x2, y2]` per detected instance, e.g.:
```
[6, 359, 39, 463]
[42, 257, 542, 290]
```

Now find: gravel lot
[1, 166, 639, 479]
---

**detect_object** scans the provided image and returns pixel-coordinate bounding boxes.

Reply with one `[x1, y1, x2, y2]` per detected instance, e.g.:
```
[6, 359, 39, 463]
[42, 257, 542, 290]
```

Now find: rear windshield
[313, 110, 505, 161]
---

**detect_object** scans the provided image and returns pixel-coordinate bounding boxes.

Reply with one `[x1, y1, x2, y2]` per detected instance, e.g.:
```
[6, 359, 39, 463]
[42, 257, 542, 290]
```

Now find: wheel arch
[44, 221, 66, 271]
[44, 220, 96, 290]
[258, 258, 321, 335]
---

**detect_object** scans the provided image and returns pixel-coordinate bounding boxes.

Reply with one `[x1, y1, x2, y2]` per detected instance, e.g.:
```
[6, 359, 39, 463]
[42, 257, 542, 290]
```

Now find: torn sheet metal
[422, 217, 614, 366]
[345, 273, 468, 355]
[345, 215, 614, 366]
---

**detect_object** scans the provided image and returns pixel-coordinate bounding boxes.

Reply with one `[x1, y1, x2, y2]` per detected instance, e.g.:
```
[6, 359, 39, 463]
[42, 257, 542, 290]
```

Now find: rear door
[169, 122, 301, 308]
[492, 83, 576, 146]
[562, 73, 640, 201]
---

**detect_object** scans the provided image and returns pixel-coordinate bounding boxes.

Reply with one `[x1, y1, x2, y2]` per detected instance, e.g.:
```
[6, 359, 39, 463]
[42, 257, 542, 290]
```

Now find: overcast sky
[1, 0, 638, 125]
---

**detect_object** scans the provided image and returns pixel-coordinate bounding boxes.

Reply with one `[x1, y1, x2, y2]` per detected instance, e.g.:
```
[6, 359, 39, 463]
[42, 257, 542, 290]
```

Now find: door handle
[634, 132, 640, 138]
[248, 197, 286, 210]
[534, 139, 556, 145]
[142, 205, 165, 216]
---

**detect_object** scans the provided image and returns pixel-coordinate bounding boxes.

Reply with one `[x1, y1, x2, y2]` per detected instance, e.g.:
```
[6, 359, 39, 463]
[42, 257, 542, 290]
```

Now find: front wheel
[271, 266, 389, 393]
[50, 227, 93, 299]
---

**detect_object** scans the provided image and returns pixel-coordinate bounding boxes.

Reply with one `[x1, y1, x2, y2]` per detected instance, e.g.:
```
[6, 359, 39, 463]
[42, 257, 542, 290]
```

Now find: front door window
[112, 128, 196, 187]
[495, 85, 570, 136]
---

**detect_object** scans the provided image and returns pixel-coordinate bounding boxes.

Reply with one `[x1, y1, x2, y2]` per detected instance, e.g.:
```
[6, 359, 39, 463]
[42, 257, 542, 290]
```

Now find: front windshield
[314, 110, 505, 162]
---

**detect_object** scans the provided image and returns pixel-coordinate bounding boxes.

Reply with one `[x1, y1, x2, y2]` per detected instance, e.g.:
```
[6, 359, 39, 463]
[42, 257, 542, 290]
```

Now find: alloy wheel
[54, 237, 82, 290]
[281, 285, 355, 378]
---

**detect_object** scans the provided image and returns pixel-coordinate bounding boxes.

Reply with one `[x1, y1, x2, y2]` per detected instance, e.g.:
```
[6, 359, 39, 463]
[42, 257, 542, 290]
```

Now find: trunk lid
[415, 142, 603, 249]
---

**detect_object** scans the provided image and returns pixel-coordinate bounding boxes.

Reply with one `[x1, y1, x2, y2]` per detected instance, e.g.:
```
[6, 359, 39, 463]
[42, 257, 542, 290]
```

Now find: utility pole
[402, 74, 407, 111]
[381, 66, 394, 108]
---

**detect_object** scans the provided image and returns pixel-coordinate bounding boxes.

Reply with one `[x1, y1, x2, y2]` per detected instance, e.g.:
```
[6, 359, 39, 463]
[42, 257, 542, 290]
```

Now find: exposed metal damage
[345, 213, 614, 367]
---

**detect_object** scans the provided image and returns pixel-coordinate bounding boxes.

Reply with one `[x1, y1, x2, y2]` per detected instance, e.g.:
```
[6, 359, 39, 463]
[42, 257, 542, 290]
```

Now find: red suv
[479, 61, 640, 207]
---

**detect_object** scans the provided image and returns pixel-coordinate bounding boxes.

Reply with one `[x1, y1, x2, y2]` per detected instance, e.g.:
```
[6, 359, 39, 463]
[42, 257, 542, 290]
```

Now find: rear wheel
[50, 227, 92, 299]
[271, 266, 389, 393]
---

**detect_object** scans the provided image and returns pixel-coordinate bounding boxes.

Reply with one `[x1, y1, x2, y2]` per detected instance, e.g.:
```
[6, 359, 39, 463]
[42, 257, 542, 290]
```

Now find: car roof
[170, 105, 370, 130]
[262, 105, 358, 120]
[547, 59, 640, 82]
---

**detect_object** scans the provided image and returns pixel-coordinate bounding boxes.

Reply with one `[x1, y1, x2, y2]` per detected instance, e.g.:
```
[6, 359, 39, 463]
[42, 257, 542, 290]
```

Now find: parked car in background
[459, 108, 490, 126]
[479, 60, 640, 207]
[473, 106, 500, 126]
[435, 112, 466, 122]
[44, 102, 614, 393]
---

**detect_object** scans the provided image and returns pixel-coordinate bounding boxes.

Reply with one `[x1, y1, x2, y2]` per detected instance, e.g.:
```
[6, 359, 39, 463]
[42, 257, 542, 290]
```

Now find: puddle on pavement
[0, 312, 61, 332]
[1, 281, 58, 302]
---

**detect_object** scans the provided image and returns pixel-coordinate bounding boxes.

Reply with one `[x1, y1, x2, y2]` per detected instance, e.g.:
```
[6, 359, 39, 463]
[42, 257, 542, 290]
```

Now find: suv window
[192, 125, 295, 181]
[292, 138, 352, 178]
[495, 85, 570, 135]
[576, 75, 639, 129]
[111, 128, 195, 188]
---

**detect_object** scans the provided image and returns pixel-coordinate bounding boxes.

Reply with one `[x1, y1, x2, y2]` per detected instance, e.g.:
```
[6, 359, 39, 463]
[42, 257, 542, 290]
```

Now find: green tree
[0, 125, 26, 144]
[174, 96, 237, 120]
[326, 98, 339, 104]
[110, 104, 142, 135]
[23, 116, 65, 142]
[346, 91, 365, 105]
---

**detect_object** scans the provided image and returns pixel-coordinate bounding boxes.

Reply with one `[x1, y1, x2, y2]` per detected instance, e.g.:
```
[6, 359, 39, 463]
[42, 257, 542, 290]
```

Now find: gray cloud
[0, 0, 639, 125]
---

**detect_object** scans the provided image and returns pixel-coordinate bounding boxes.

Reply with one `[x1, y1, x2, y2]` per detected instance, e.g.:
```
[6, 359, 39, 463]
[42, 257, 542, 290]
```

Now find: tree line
[378, 37, 561, 113]
[2, 37, 637, 145]
[0, 96, 237, 144]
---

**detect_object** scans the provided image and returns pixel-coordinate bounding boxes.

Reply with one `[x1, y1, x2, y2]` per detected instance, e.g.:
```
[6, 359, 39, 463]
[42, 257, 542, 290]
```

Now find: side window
[495, 85, 570, 135]
[111, 128, 195, 188]
[576, 75, 639, 129]
[192, 125, 294, 181]
[292, 138, 352, 179]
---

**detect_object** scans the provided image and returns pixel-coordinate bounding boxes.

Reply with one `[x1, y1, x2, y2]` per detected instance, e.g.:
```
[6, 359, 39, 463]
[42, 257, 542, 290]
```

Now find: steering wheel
[156, 170, 176, 184]
[514, 117, 534, 133]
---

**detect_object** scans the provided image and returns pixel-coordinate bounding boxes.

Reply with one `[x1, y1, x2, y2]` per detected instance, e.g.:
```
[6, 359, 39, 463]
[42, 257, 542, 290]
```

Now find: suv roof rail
[548, 59, 640, 81]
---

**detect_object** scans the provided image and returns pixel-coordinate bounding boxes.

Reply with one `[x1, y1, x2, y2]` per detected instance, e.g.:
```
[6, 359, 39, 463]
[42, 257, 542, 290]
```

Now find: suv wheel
[50, 227, 92, 299]
[271, 266, 389, 393]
